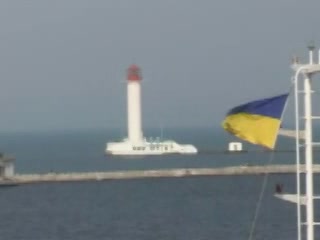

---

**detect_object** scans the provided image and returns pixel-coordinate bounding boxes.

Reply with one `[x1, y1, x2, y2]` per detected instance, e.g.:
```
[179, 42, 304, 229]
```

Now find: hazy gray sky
[0, 0, 319, 132]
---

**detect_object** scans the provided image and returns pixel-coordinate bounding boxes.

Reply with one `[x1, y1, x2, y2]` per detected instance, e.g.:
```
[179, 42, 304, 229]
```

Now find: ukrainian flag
[222, 93, 289, 149]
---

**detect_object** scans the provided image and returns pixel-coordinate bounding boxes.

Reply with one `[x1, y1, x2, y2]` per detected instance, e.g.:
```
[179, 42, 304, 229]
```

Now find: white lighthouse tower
[106, 65, 197, 155]
[127, 64, 143, 144]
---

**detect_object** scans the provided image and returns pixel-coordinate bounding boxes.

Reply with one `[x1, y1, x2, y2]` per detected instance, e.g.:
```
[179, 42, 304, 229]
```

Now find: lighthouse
[105, 65, 197, 155]
[127, 64, 143, 143]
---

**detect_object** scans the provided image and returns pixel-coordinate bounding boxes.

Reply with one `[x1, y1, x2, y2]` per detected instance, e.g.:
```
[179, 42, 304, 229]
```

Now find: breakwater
[7, 164, 320, 185]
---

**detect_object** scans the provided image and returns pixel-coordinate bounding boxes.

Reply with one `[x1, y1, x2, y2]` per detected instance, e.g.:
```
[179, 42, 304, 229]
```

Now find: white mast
[127, 64, 143, 143]
[293, 44, 320, 240]
[305, 44, 315, 240]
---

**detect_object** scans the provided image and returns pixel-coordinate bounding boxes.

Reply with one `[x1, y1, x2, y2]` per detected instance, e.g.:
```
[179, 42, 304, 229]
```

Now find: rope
[247, 151, 276, 240]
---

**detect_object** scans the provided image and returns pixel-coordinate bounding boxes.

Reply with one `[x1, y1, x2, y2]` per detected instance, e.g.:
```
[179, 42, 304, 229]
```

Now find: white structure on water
[106, 65, 197, 155]
[0, 154, 15, 178]
[228, 142, 243, 152]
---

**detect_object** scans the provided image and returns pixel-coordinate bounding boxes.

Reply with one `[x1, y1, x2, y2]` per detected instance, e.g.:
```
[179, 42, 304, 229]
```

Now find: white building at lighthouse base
[106, 138, 197, 155]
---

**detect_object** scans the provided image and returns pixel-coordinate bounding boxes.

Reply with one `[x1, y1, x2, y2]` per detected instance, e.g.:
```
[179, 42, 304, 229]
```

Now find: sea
[0, 127, 319, 240]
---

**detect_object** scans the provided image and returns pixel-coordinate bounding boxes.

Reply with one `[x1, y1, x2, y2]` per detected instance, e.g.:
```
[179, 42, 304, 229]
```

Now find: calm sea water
[0, 127, 304, 174]
[1, 174, 320, 240]
[0, 127, 318, 239]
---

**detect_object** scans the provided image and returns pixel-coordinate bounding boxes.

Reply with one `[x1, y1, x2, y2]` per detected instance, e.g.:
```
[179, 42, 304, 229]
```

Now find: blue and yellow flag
[222, 93, 289, 149]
